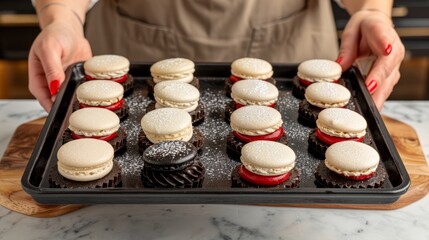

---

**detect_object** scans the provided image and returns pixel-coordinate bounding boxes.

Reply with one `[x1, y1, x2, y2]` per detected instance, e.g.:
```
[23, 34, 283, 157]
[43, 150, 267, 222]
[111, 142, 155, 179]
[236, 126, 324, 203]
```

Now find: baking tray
[21, 63, 410, 204]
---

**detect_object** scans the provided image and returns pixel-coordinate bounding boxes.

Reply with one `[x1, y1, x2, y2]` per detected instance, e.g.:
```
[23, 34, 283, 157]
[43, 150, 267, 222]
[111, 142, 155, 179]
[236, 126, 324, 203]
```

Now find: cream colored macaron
[316, 108, 367, 138]
[230, 105, 283, 136]
[76, 80, 124, 107]
[150, 58, 195, 83]
[84, 55, 130, 79]
[141, 108, 193, 143]
[325, 141, 380, 177]
[231, 58, 273, 79]
[68, 108, 120, 137]
[57, 138, 114, 182]
[297, 59, 342, 83]
[231, 79, 278, 106]
[304, 82, 351, 108]
[241, 141, 296, 176]
[154, 81, 200, 112]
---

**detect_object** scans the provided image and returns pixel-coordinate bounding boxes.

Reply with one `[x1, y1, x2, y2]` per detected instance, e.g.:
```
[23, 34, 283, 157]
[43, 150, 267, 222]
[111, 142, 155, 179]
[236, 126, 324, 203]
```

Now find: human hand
[28, 19, 92, 112]
[336, 10, 405, 110]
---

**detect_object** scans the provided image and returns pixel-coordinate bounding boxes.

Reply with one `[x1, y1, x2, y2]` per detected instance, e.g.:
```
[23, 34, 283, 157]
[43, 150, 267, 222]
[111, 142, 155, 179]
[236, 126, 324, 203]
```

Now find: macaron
[315, 141, 386, 188]
[298, 82, 352, 127]
[141, 141, 205, 188]
[292, 59, 343, 99]
[83, 54, 133, 93]
[231, 141, 299, 187]
[226, 58, 276, 97]
[138, 108, 204, 153]
[227, 105, 287, 158]
[63, 108, 126, 153]
[50, 138, 121, 188]
[149, 81, 205, 124]
[148, 58, 199, 98]
[75, 80, 129, 120]
[308, 108, 367, 159]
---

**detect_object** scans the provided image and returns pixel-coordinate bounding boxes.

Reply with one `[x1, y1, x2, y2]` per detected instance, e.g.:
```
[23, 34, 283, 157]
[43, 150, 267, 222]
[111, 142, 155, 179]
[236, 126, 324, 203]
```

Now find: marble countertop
[0, 100, 428, 240]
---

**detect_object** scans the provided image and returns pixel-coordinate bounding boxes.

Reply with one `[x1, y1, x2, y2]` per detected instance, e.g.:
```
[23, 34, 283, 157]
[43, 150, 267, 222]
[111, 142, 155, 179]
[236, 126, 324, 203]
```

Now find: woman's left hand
[337, 9, 405, 110]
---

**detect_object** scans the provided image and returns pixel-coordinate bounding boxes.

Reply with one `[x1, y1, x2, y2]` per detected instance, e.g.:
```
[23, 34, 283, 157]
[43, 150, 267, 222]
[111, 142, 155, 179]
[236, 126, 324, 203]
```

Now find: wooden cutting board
[0, 116, 428, 217]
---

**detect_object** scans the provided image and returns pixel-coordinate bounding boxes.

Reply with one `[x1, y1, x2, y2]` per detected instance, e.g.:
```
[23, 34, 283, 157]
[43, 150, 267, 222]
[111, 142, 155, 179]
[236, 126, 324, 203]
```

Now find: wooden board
[0, 116, 428, 217]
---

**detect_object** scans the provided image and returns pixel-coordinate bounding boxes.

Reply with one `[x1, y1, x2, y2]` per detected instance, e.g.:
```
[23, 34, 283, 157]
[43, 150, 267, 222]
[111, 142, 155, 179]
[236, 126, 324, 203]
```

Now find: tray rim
[21, 62, 411, 204]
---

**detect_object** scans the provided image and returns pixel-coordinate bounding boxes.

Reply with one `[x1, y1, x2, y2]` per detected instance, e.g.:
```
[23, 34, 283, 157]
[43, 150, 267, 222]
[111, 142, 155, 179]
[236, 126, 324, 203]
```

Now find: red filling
[71, 131, 117, 141]
[298, 78, 339, 87]
[230, 74, 269, 83]
[234, 101, 277, 109]
[233, 127, 283, 143]
[79, 98, 124, 111]
[338, 172, 375, 181]
[315, 128, 364, 146]
[86, 74, 128, 83]
[239, 165, 290, 186]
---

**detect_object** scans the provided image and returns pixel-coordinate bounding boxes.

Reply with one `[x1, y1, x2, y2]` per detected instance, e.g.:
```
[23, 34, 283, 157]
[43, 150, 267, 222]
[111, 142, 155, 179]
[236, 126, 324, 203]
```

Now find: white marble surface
[0, 100, 428, 240]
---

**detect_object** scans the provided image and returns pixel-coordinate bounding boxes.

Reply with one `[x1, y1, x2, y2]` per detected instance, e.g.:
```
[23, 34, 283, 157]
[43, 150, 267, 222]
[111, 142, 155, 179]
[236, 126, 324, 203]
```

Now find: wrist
[37, 3, 85, 31]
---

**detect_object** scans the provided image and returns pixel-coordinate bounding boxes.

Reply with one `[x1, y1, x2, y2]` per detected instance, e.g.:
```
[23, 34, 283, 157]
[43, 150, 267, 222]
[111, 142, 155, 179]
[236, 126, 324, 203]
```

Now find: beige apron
[85, 0, 338, 63]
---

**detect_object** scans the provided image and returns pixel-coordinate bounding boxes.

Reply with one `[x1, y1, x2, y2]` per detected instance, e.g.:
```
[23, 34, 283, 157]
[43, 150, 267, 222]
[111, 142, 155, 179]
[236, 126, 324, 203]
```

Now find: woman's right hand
[28, 19, 92, 112]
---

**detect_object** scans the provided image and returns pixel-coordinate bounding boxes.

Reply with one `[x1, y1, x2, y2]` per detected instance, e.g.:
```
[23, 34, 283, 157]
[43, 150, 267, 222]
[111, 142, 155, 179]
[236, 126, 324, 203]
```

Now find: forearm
[341, 0, 393, 17]
[34, 0, 91, 30]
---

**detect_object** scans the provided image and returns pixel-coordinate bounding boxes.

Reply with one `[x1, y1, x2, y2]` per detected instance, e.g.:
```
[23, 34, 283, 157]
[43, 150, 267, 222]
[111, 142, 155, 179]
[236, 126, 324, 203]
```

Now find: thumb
[38, 46, 65, 96]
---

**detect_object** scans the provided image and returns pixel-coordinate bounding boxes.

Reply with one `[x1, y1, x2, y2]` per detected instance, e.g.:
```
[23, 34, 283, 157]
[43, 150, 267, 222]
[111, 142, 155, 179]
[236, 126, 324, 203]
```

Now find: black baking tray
[21, 63, 410, 204]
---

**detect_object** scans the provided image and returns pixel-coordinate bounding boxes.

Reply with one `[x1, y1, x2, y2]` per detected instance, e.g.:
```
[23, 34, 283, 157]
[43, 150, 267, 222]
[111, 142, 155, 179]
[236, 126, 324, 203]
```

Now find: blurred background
[0, 0, 428, 100]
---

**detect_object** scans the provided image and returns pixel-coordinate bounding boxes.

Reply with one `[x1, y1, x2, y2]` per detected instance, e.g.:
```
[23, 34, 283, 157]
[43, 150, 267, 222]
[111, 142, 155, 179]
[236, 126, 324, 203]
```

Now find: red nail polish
[366, 80, 378, 94]
[50, 80, 60, 95]
[385, 44, 392, 55]
[335, 56, 343, 64]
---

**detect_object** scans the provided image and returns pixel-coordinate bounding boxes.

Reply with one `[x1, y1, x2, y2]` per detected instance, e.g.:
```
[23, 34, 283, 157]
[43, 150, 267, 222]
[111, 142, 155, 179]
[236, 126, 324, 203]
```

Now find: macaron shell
[325, 141, 380, 175]
[316, 108, 367, 136]
[68, 108, 120, 136]
[297, 59, 342, 82]
[84, 55, 130, 79]
[230, 105, 283, 135]
[241, 141, 296, 176]
[305, 82, 351, 107]
[57, 138, 114, 181]
[141, 108, 192, 135]
[231, 58, 273, 79]
[150, 58, 195, 76]
[154, 81, 200, 103]
[76, 80, 124, 104]
[231, 79, 278, 104]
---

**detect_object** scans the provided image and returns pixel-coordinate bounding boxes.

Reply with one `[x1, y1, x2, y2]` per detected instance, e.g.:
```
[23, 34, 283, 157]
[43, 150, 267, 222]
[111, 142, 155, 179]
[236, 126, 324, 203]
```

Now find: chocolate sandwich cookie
[141, 141, 205, 188]
[63, 108, 126, 154]
[138, 108, 204, 153]
[292, 59, 344, 99]
[49, 138, 122, 188]
[226, 58, 276, 97]
[225, 79, 279, 122]
[146, 81, 205, 125]
[298, 82, 352, 127]
[227, 105, 287, 160]
[148, 58, 199, 99]
[231, 141, 299, 188]
[74, 80, 129, 120]
[315, 141, 386, 188]
[83, 55, 133, 94]
[308, 108, 368, 159]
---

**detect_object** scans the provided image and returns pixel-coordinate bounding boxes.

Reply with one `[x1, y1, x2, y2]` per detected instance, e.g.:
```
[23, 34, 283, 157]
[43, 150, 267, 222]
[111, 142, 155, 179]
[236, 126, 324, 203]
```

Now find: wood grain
[0, 116, 428, 217]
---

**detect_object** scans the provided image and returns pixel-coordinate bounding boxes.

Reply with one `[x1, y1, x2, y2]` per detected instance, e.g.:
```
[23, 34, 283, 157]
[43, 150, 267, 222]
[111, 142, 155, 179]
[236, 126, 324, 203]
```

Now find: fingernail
[49, 80, 60, 95]
[335, 56, 343, 64]
[366, 80, 378, 94]
[385, 44, 392, 55]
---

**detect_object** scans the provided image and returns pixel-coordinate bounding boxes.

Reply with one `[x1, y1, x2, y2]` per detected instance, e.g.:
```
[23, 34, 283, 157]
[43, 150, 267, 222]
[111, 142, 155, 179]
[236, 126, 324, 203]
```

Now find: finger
[36, 39, 65, 96]
[337, 19, 359, 71]
[28, 51, 53, 112]
[365, 21, 396, 57]
[371, 69, 400, 110]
